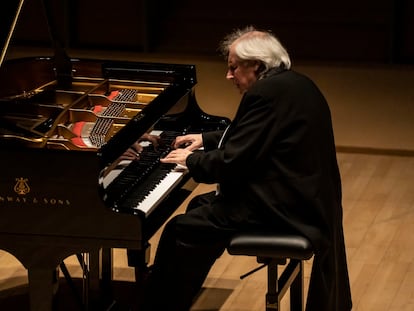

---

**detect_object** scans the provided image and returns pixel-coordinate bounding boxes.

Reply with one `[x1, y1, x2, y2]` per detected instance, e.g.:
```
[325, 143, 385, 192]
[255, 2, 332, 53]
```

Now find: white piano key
[133, 169, 185, 216]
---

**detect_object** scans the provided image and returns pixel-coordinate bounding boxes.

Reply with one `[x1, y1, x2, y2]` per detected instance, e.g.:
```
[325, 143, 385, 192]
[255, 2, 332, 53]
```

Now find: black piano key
[103, 130, 180, 207]
[115, 162, 176, 211]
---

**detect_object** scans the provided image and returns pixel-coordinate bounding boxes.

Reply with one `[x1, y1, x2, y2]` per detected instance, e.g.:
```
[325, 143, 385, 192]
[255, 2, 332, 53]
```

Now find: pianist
[142, 26, 352, 311]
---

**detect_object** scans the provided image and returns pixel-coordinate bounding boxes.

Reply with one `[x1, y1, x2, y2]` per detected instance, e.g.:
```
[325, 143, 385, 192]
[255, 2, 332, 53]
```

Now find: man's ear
[255, 62, 266, 75]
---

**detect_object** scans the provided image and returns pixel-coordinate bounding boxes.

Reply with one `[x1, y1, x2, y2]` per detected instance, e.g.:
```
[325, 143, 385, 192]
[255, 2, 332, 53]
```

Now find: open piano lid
[0, 0, 202, 165]
[0, 0, 24, 67]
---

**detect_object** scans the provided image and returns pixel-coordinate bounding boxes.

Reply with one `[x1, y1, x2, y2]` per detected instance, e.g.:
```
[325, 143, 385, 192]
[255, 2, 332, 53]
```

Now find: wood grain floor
[0, 151, 413, 310]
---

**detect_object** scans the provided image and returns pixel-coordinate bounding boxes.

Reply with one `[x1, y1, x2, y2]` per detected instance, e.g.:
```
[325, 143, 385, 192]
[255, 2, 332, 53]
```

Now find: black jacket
[187, 68, 352, 311]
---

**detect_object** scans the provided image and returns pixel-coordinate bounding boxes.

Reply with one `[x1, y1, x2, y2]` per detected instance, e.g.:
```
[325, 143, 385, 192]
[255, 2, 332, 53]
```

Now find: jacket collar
[259, 64, 288, 80]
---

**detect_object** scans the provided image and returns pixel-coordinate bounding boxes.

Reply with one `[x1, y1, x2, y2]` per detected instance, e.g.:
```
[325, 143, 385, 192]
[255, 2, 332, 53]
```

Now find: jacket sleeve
[202, 130, 224, 151]
[186, 91, 282, 184]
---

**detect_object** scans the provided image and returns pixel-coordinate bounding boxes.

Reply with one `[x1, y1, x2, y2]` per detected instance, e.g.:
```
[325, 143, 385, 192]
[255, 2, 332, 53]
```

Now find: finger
[130, 143, 143, 153]
[148, 135, 160, 146]
[171, 137, 182, 148]
[160, 156, 174, 163]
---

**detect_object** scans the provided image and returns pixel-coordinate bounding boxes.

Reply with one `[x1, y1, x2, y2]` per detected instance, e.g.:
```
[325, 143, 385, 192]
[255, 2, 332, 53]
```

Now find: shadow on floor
[0, 278, 140, 311]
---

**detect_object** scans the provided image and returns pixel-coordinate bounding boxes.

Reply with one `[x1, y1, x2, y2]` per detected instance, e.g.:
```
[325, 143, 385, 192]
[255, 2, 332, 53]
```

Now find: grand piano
[0, 1, 230, 310]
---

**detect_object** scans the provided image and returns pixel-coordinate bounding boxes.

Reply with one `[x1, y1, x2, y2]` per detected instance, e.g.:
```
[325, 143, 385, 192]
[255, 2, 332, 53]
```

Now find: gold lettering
[0, 194, 71, 207]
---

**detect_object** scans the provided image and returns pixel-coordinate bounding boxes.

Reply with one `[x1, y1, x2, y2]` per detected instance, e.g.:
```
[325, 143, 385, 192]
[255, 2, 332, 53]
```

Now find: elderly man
[141, 26, 352, 311]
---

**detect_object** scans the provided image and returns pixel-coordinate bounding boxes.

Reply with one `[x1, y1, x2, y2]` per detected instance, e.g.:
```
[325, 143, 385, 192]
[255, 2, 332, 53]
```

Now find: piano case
[0, 1, 230, 310]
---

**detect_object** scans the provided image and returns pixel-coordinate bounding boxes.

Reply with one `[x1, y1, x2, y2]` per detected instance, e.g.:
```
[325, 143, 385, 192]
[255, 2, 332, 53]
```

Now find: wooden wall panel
[4, 0, 413, 63]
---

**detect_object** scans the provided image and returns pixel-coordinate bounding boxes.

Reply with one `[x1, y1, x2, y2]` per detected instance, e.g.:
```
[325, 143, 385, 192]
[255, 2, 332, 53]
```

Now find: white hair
[219, 26, 291, 74]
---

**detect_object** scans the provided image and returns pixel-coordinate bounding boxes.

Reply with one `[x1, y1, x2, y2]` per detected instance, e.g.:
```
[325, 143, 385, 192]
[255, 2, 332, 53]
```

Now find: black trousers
[141, 189, 273, 310]
[141, 191, 236, 310]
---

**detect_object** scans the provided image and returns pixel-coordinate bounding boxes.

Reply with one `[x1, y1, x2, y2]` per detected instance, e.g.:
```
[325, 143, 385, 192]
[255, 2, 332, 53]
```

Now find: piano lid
[0, 0, 196, 160]
[0, 0, 227, 170]
[1, 0, 72, 85]
[0, 0, 24, 67]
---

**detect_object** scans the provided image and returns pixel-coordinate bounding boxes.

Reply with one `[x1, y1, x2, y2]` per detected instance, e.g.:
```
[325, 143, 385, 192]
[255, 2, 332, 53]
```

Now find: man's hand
[160, 148, 193, 167]
[172, 134, 203, 151]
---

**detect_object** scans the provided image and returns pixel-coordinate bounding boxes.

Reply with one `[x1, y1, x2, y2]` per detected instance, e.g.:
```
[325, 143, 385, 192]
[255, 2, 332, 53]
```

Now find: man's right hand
[172, 134, 203, 151]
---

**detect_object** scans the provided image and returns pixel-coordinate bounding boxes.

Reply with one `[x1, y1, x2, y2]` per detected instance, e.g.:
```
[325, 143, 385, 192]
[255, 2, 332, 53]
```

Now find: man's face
[226, 44, 259, 94]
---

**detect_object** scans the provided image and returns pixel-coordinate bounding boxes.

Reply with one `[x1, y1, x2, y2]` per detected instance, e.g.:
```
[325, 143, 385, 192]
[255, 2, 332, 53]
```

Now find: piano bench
[227, 232, 314, 311]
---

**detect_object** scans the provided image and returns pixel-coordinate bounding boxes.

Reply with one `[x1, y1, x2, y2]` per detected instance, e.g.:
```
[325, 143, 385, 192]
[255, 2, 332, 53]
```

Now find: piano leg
[26, 250, 110, 311]
[101, 247, 113, 293]
[88, 248, 117, 309]
[83, 249, 106, 309]
[27, 268, 57, 311]
[88, 249, 101, 296]
[59, 261, 84, 309]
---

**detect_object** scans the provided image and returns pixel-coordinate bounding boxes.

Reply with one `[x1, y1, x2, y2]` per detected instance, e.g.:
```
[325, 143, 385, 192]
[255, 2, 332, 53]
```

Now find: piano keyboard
[120, 165, 186, 216]
[100, 130, 187, 216]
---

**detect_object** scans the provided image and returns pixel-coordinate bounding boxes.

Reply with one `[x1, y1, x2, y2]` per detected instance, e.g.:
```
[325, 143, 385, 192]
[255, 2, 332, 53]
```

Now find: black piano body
[1, 1, 231, 308]
[0, 56, 230, 310]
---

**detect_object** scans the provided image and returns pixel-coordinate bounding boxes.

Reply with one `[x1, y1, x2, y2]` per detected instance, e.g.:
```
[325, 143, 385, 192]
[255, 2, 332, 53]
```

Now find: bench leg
[265, 259, 305, 311]
[290, 260, 304, 311]
[266, 261, 280, 311]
